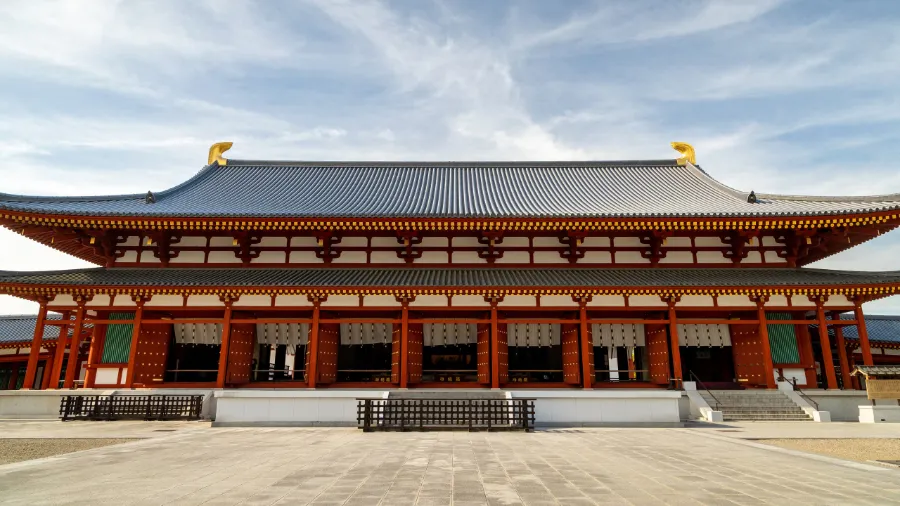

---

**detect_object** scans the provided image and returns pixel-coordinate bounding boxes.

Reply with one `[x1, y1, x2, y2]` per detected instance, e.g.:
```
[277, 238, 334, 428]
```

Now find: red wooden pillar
[84, 311, 107, 389]
[215, 299, 235, 389]
[832, 311, 852, 389]
[490, 301, 500, 389]
[49, 313, 70, 390]
[124, 297, 148, 388]
[579, 302, 592, 389]
[8, 365, 20, 390]
[754, 298, 777, 389]
[400, 301, 410, 389]
[813, 298, 838, 389]
[852, 298, 874, 366]
[666, 299, 683, 387]
[21, 299, 49, 390]
[307, 299, 321, 388]
[63, 301, 89, 389]
[794, 313, 818, 387]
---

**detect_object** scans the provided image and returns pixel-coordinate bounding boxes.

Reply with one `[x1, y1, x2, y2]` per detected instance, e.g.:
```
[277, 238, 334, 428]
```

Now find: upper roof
[1, 266, 899, 291]
[2, 158, 900, 219]
[0, 314, 61, 345]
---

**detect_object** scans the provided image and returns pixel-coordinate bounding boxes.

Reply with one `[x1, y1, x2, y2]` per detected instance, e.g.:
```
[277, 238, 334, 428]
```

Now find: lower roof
[1, 267, 899, 297]
[0, 314, 63, 345]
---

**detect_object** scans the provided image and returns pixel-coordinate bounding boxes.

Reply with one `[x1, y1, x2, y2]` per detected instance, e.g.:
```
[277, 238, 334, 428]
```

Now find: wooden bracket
[477, 232, 504, 264]
[640, 231, 671, 266]
[559, 232, 587, 264]
[314, 232, 341, 263]
[396, 232, 423, 264]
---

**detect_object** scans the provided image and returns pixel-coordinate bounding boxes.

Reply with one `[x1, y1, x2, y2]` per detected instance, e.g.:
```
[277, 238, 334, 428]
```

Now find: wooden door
[561, 323, 581, 385]
[391, 325, 401, 384]
[132, 324, 170, 385]
[497, 323, 509, 384]
[316, 322, 339, 384]
[408, 323, 424, 384]
[477, 323, 490, 385]
[585, 324, 596, 381]
[226, 323, 255, 385]
[646, 324, 669, 385]
[731, 324, 766, 387]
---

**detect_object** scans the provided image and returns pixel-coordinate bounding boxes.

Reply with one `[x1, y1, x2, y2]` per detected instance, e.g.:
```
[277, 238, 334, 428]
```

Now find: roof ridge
[224, 159, 682, 168]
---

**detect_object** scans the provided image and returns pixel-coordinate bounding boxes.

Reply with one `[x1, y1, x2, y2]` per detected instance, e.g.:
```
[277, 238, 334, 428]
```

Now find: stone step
[387, 390, 508, 400]
[724, 415, 812, 421]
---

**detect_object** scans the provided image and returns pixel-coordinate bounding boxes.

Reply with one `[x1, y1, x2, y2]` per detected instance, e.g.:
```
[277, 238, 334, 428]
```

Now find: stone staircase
[699, 390, 811, 421]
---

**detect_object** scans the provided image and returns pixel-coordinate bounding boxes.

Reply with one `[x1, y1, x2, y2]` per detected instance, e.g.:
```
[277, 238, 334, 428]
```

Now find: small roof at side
[839, 314, 900, 345]
[0, 314, 62, 345]
[1, 159, 900, 219]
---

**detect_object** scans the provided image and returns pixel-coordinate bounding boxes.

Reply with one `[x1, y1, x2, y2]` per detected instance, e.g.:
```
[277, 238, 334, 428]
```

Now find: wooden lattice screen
[561, 323, 581, 385]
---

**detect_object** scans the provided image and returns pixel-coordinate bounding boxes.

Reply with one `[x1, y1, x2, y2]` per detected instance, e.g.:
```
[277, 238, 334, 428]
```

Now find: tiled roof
[1, 159, 899, 218]
[840, 314, 900, 344]
[851, 365, 900, 377]
[1, 267, 899, 289]
[0, 314, 62, 345]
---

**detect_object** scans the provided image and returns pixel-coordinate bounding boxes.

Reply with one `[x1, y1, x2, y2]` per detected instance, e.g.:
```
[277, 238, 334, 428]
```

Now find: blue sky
[1, 0, 899, 314]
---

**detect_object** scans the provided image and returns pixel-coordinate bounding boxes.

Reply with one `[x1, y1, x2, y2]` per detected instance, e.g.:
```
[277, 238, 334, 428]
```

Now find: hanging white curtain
[340, 323, 394, 345]
[423, 323, 477, 346]
[505, 324, 561, 347]
[677, 324, 731, 347]
[591, 323, 646, 347]
[256, 323, 310, 347]
[174, 323, 224, 345]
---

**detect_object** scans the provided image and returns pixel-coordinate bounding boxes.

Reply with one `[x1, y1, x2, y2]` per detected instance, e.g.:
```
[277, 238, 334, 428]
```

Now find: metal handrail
[788, 377, 819, 411]
[688, 370, 720, 410]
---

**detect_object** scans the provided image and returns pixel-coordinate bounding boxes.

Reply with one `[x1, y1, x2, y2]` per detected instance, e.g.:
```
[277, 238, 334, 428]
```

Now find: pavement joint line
[676, 429, 894, 473]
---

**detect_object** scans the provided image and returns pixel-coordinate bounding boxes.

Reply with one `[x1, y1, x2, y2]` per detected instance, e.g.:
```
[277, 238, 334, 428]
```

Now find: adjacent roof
[840, 314, 900, 344]
[2, 159, 900, 219]
[1, 267, 899, 290]
[851, 365, 900, 377]
[0, 314, 62, 345]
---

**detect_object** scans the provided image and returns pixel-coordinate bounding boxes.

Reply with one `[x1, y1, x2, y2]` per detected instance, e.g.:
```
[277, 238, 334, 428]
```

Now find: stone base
[859, 405, 900, 423]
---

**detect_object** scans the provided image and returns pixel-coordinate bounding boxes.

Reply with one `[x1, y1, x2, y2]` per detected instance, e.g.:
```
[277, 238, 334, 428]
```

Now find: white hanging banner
[591, 324, 646, 347]
[423, 323, 477, 346]
[256, 323, 310, 347]
[505, 324, 561, 347]
[174, 323, 223, 345]
[340, 323, 394, 346]
[677, 324, 732, 347]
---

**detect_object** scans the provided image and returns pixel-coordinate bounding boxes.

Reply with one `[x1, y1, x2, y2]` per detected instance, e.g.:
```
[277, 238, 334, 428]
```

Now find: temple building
[1, 142, 899, 424]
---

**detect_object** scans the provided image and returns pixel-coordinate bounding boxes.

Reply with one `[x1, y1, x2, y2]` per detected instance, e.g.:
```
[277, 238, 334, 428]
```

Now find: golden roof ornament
[208, 141, 234, 166]
[671, 142, 696, 165]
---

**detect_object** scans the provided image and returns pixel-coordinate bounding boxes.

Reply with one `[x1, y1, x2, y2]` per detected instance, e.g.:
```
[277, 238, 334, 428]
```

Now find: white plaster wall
[452, 237, 482, 247]
[170, 251, 206, 264]
[629, 296, 667, 307]
[113, 297, 137, 308]
[289, 251, 324, 263]
[234, 295, 272, 307]
[86, 295, 112, 307]
[533, 252, 567, 264]
[452, 295, 490, 307]
[665, 237, 692, 247]
[371, 251, 404, 264]
[498, 295, 537, 307]
[581, 237, 610, 247]
[253, 251, 286, 264]
[118, 251, 139, 263]
[121, 236, 141, 247]
[291, 237, 319, 247]
[614, 251, 651, 264]
[824, 295, 852, 307]
[214, 390, 383, 426]
[717, 295, 753, 307]
[805, 391, 873, 422]
[320, 295, 360, 307]
[761, 236, 782, 246]
[586, 295, 626, 307]
[541, 296, 578, 307]
[332, 251, 367, 263]
[371, 237, 400, 247]
[177, 237, 208, 247]
[415, 252, 450, 263]
[581, 251, 612, 263]
[658, 251, 693, 264]
[275, 295, 312, 307]
[339, 237, 368, 247]
[695, 251, 730, 264]
[409, 295, 449, 308]
[48, 294, 75, 307]
[452, 251, 488, 264]
[209, 237, 234, 247]
[500, 237, 530, 247]
[208, 251, 241, 264]
[146, 295, 184, 307]
[139, 252, 162, 264]
[0, 389, 217, 419]
[420, 237, 449, 247]
[187, 295, 225, 307]
[364, 295, 402, 307]
[0, 349, 17, 356]
[259, 237, 288, 247]
[495, 251, 530, 264]
[764, 251, 787, 263]
[95, 368, 120, 385]
[791, 296, 817, 308]
[766, 295, 789, 307]
[694, 237, 725, 247]
[745, 251, 762, 263]
[613, 237, 642, 247]
[532, 237, 562, 247]
[677, 295, 714, 307]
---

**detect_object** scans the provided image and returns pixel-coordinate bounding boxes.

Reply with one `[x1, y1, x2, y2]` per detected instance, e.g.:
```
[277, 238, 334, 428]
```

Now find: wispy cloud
[1, 0, 900, 314]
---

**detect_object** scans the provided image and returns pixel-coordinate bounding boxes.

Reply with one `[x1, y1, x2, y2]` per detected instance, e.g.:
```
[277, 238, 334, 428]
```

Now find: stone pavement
[2, 424, 900, 505]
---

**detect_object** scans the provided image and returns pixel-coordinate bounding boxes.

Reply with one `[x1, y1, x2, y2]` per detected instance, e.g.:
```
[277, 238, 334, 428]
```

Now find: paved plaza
[2, 422, 900, 505]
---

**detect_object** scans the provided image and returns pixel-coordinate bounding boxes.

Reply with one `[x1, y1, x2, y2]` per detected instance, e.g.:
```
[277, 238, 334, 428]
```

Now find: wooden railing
[59, 395, 203, 421]
[357, 398, 535, 432]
